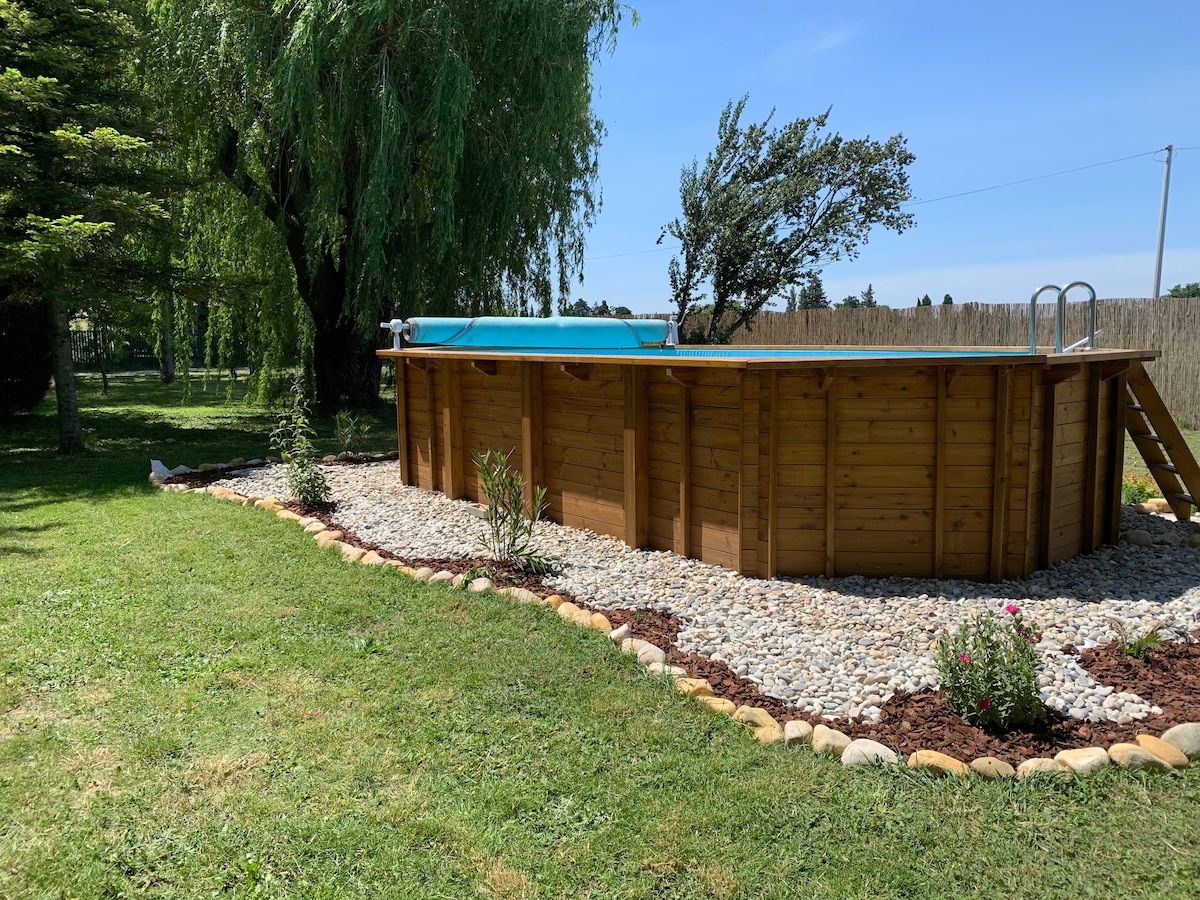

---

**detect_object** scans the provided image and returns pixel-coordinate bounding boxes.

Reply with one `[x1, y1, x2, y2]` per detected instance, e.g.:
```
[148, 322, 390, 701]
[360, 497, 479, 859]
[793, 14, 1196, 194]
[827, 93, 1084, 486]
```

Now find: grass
[2, 372, 1200, 898]
[1124, 430, 1200, 481]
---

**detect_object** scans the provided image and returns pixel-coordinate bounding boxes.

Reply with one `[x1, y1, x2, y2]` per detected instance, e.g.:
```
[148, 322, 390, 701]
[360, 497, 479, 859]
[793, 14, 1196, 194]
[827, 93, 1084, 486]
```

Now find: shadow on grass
[0, 372, 397, 503]
[0, 519, 65, 558]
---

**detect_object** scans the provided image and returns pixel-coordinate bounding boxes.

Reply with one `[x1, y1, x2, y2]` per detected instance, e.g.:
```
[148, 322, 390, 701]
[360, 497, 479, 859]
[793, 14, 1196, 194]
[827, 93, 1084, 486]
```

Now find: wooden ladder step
[1130, 432, 1164, 443]
[1128, 403, 1145, 413]
[1167, 491, 1196, 505]
[1150, 461, 1180, 474]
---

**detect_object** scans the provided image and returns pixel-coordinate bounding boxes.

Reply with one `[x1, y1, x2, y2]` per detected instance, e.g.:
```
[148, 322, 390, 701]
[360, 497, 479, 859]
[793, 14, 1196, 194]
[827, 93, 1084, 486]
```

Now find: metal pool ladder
[1028, 281, 1099, 353]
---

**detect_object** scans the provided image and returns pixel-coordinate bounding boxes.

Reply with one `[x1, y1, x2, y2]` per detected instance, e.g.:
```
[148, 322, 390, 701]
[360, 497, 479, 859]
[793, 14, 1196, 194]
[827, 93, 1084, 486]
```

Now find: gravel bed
[214, 461, 1200, 724]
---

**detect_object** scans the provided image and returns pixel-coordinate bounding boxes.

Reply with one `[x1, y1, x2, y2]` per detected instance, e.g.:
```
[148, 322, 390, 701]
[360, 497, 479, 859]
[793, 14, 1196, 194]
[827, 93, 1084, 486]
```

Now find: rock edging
[154, 460, 1200, 781]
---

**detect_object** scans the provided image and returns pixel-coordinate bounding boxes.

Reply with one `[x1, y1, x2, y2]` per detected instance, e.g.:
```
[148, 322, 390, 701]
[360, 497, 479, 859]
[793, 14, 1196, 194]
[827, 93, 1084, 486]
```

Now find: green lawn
[2, 373, 1199, 898]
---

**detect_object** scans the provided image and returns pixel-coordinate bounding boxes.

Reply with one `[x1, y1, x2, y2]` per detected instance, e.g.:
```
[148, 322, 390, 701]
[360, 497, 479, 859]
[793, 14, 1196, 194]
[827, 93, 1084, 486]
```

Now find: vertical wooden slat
[1022, 369, 1038, 574]
[934, 368, 947, 578]
[1082, 365, 1102, 550]
[1107, 372, 1128, 544]
[441, 359, 464, 499]
[824, 375, 837, 578]
[623, 365, 649, 548]
[764, 370, 780, 579]
[1039, 380, 1059, 570]
[425, 362, 438, 492]
[737, 372, 760, 576]
[395, 358, 410, 485]
[520, 361, 543, 513]
[676, 380, 692, 557]
[990, 366, 1013, 581]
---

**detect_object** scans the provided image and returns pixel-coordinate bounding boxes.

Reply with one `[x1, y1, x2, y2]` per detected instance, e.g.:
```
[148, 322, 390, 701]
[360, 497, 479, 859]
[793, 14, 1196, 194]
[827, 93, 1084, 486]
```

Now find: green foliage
[0, 0, 178, 448]
[1120, 628, 1163, 661]
[917, 294, 933, 307]
[270, 377, 331, 506]
[149, 0, 628, 406]
[789, 273, 828, 310]
[935, 606, 1043, 730]
[457, 564, 495, 587]
[0, 294, 53, 416]
[1110, 617, 1191, 661]
[333, 410, 371, 457]
[1167, 282, 1200, 298]
[563, 298, 634, 317]
[663, 96, 914, 344]
[473, 448, 557, 574]
[0, 0, 173, 305]
[1121, 470, 1158, 505]
[943, 293, 954, 305]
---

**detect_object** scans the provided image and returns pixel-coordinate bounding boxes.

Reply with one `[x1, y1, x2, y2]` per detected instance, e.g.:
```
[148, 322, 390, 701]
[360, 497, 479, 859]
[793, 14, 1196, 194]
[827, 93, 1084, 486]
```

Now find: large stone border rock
[156, 462, 1200, 781]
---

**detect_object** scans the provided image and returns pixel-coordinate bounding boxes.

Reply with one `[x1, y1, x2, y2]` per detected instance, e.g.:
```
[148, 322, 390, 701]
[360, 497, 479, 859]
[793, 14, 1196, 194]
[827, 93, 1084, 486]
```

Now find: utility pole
[1152, 144, 1173, 299]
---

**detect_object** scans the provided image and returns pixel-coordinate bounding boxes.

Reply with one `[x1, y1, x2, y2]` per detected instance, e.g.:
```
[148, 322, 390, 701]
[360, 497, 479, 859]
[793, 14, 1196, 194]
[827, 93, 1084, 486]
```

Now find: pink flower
[1026, 636, 1038, 644]
[978, 698, 991, 711]
[1005, 605, 1021, 615]
[958, 653, 972, 664]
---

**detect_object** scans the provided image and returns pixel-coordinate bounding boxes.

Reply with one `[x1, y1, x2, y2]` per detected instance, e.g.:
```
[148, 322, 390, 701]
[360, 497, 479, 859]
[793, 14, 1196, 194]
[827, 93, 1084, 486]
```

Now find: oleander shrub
[473, 448, 557, 574]
[935, 605, 1042, 730]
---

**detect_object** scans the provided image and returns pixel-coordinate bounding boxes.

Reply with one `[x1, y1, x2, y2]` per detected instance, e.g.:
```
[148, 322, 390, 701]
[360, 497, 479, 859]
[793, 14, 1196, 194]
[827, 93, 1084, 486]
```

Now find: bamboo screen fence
[676, 297, 1200, 427]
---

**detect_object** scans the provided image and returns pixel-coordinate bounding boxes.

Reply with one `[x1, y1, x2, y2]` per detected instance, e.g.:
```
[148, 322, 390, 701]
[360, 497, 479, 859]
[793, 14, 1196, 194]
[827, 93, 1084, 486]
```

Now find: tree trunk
[49, 295, 83, 454]
[159, 294, 176, 384]
[288, 238, 381, 411]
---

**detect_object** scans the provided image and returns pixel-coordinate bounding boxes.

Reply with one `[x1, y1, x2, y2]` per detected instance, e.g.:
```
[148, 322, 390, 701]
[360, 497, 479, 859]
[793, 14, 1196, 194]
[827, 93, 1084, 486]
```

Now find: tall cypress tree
[0, 0, 172, 451]
[150, 0, 627, 409]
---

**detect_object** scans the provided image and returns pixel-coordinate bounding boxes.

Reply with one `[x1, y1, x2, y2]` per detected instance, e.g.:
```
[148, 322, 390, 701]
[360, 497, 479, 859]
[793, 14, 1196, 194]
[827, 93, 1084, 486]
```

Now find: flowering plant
[935, 605, 1042, 730]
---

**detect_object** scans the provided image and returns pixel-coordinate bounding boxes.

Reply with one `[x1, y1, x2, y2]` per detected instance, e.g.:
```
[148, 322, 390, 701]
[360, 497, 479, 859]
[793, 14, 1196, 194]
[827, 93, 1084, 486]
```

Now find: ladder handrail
[1028, 284, 1061, 353]
[1027, 281, 1097, 353]
[1060, 281, 1097, 351]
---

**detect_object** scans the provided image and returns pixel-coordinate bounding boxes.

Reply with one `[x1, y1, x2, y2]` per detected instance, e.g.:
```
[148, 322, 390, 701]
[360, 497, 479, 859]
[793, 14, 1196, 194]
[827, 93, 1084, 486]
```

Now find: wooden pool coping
[379, 346, 1160, 370]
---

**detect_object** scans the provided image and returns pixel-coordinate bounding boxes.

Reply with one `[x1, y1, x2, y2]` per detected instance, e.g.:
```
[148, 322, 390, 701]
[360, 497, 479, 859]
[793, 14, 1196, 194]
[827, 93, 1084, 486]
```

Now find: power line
[586, 245, 677, 261]
[903, 149, 1163, 206]
[587, 146, 1172, 261]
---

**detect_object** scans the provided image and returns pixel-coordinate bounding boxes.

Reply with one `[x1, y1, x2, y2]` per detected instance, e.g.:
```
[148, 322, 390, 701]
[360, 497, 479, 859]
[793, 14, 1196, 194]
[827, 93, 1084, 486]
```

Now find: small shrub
[935, 605, 1042, 730]
[270, 378, 331, 506]
[1121, 470, 1158, 505]
[1110, 616, 1188, 661]
[333, 410, 371, 456]
[473, 448, 557, 574]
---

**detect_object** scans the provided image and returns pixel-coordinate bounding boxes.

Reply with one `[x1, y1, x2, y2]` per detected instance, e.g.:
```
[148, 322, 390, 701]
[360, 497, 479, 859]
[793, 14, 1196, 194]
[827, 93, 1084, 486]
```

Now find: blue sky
[581, 0, 1200, 313]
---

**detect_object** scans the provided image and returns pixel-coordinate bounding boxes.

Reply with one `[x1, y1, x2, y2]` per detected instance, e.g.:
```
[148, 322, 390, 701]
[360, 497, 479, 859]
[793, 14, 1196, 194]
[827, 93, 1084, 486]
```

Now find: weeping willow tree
[164, 179, 307, 405]
[148, 0, 627, 409]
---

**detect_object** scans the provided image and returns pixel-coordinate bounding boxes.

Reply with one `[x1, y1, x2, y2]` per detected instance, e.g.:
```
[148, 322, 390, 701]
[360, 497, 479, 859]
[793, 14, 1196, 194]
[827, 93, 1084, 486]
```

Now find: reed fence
[669, 297, 1200, 428]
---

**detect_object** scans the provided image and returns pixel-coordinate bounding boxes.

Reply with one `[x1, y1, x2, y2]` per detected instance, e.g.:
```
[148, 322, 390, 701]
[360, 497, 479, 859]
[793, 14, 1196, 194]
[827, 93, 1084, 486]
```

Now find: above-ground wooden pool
[378, 320, 1157, 582]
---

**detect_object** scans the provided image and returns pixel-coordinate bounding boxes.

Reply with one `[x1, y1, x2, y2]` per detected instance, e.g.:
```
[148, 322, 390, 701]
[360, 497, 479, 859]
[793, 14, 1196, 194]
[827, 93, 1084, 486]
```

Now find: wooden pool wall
[378, 348, 1156, 581]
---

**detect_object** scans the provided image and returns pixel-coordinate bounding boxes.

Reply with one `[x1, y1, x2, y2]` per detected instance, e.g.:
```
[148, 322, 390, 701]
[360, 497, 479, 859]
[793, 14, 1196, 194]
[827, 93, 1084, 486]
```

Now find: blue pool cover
[397, 316, 1029, 358]
[405, 316, 669, 348]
